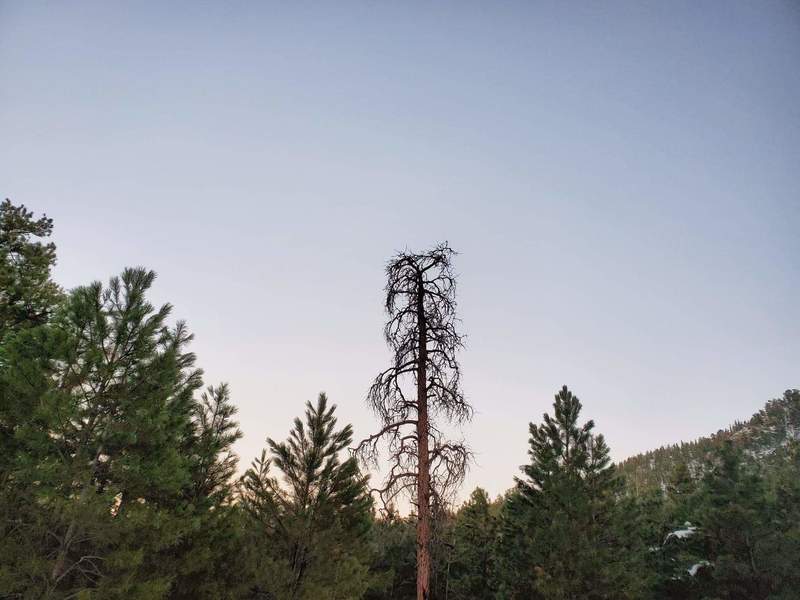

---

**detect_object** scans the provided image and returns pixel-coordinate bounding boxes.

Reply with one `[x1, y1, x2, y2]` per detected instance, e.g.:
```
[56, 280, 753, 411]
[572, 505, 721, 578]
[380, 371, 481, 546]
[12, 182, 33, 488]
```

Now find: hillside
[617, 389, 800, 494]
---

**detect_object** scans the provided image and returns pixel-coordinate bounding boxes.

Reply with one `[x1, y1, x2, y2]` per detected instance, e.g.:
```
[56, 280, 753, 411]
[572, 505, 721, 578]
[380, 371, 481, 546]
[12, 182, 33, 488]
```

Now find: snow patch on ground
[688, 561, 711, 576]
[665, 522, 697, 543]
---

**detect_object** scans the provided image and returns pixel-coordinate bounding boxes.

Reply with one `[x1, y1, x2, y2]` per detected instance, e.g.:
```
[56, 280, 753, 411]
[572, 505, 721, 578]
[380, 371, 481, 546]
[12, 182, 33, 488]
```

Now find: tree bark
[416, 277, 431, 600]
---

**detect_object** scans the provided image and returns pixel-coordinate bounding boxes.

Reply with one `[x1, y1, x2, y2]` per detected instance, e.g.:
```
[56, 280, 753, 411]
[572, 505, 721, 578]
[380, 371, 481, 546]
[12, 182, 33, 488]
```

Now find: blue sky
[2, 1, 798, 501]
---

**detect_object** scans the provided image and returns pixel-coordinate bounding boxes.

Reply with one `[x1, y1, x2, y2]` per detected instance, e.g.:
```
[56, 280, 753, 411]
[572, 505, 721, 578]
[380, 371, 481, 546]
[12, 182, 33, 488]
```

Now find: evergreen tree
[693, 441, 774, 599]
[447, 487, 498, 600]
[364, 511, 417, 600]
[168, 384, 249, 600]
[0, 268, 204, 598]
[762, 439, 800, 597]
[651, 439, 800, 599]
[494, 488, 541, 600]
[0, 199, 62, 481]
[240, 393, 374, 599]
[0, 199, 62, 342]
[651, 461, 706, 599]
[497, 386, 644, 600]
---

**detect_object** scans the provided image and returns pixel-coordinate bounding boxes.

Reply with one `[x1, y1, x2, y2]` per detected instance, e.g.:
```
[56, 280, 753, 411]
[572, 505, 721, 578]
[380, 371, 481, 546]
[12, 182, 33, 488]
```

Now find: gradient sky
[2, 1, 798, 502]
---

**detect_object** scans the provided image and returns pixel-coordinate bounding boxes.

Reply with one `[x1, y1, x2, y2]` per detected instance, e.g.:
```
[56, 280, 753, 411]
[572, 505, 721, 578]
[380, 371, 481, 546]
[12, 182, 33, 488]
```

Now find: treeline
[1, 199, 798, 599]
[618, 391, 800, 496]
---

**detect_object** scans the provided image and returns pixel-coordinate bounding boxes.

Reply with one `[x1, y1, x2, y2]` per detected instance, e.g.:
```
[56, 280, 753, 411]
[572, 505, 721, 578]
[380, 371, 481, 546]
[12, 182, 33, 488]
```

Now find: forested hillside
[1, 199, 798, 599]
[618, 390, 800, 494]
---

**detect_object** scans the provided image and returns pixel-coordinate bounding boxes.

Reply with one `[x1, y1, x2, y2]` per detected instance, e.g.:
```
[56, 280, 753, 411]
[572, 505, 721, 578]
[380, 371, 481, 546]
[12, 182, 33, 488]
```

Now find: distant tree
[494, 488, 540, 600]
[648, 460, 705, 598]
[356, 244, 471, 600]
[240, 393, 374, 599]
[365, 512, 417, 600]
[448, 487, 498, 600]
[764, 438, 800, 596]
[0, 199, 62, 342]
[651, 440, 800, 599]
[693, 441, 775, 599]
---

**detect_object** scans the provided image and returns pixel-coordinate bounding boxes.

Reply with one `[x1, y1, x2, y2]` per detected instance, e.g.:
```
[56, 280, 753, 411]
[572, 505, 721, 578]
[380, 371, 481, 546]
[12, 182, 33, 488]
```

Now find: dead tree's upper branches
[355, 243, 471, 512]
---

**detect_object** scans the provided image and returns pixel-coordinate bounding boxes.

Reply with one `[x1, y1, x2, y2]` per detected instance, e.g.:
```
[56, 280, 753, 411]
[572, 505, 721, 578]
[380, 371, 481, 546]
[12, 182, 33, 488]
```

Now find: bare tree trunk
[358, 245, 469, 600]
[416, 279, 431, 600]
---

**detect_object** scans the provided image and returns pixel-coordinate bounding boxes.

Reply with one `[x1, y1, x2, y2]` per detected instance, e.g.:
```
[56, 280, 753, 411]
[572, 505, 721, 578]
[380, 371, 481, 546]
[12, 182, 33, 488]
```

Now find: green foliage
[447, 487, 498, 600]
[364, 512, 417, 600]
[619, 389, 800, 494]
[0, 199, 62, 342]
[0, 200, 63, 482]
[168, 384, 248, 600]
[696, 441, 773, 598]
[0, 267, 205, 597]
[496, 386, 646, 600]
[1, 201, 798, 600]
[642, 433, 800, 600]
[240, 393, 374, 599]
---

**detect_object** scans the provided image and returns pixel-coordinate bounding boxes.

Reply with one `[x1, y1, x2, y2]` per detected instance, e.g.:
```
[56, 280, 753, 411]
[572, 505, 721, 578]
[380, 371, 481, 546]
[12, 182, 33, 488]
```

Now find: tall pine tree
[0, 268, 205, 597]
[497, 386, 644, 599]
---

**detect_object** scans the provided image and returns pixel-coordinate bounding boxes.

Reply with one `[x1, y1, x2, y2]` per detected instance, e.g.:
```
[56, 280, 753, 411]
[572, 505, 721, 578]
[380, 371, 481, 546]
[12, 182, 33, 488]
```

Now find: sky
[2, 1, 798, 503]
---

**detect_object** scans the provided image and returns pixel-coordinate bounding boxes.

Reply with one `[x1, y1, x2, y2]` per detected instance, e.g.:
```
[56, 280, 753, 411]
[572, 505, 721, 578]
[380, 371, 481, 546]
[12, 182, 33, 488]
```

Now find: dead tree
[356, 243, 471, 600]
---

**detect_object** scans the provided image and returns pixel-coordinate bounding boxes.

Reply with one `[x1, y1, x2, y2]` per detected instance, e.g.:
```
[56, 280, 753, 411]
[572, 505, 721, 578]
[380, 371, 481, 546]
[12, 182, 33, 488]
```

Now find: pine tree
[185, 384, 243, 508]
[240, 393, 374, 599]
[494, 488, 541, 600]
[0, 199, 62, 480]
[168, 384, 248, 600]
[0, 268, 204, 598]
[365, 511, 417, 600]
[498, 386, 643, 599]
[448, 487, 498, 600]
[694, 441, 774, 599]
[0, 199, 62, 343]
[763, 439, 800, 596]
[651, 461, 706, 599]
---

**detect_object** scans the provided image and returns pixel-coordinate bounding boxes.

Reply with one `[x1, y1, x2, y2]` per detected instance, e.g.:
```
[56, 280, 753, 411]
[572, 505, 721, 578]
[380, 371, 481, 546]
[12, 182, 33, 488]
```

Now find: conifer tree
[240, 393, 374, 599]
[765, 439, 800, 595]
[168, 384, 247, 600]
[365, 512, 417, 600]
[187, 384, 243, 507]
[650, 461, 706, 598]
[0, 199, 62, 342]
[693, 441, 774, 599]
[498, 385, 643, 599]
[448, 487, 498, 600]
[0, 268, 204, 597]
[0, 199, 62, 479]
[494, 488, 541, 600]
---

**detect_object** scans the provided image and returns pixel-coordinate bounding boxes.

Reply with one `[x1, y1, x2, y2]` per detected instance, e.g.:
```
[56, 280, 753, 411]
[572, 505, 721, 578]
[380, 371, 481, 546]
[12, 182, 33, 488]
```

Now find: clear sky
[2, 1, 798, 502]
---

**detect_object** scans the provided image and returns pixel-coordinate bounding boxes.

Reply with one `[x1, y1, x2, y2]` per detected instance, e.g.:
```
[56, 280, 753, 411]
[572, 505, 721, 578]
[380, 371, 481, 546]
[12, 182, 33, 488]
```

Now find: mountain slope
[617, 389, 800, 494]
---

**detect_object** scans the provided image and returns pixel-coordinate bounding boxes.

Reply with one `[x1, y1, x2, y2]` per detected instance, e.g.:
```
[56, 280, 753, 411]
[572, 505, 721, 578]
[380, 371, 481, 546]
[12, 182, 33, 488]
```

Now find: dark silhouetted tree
[356, 243, 471, 600]
[0, 199, 62, 342]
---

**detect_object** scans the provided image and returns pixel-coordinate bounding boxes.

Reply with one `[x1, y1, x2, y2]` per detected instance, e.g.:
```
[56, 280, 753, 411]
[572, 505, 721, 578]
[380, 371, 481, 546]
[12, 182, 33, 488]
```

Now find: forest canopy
[1, 199, 798, 600]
